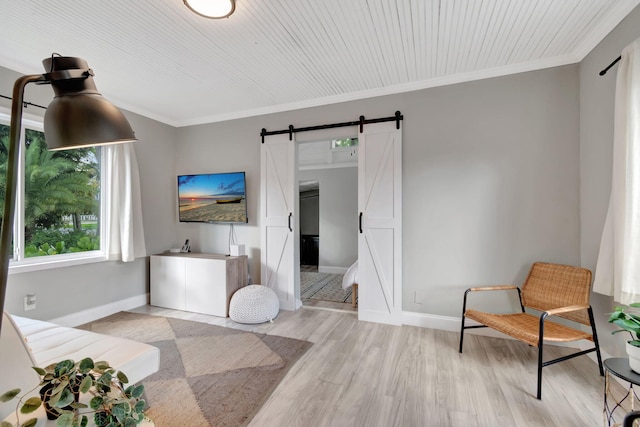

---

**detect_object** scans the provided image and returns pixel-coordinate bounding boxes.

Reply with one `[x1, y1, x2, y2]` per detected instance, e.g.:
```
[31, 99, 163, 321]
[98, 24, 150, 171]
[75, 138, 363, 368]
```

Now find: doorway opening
[261, 116, 403, 324]
[298, 138, 358, 312]
[299, 180, 319, 272]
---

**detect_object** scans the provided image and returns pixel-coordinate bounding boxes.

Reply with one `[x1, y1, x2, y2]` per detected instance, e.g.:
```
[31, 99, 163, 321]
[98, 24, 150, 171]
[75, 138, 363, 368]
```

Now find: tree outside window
[0, 123, 101, 260]
[331, 138, 358, 149]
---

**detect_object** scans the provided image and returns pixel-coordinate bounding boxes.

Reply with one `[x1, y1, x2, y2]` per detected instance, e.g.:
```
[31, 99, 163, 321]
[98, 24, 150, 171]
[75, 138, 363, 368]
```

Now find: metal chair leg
[459, 289, 471, 353]
[537, 343, 543, 400]
[589, 307, 604, 376]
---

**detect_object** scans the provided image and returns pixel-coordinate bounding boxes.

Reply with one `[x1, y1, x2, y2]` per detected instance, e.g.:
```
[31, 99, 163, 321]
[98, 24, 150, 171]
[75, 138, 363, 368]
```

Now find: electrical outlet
[414, 291, 426, 304]
[24, 294, 36, 311]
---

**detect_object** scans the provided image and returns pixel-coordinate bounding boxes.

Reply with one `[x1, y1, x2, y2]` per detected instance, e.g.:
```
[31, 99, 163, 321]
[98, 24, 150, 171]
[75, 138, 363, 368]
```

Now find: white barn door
[358, 121, 402, 325]
[260, 134, 300, 311]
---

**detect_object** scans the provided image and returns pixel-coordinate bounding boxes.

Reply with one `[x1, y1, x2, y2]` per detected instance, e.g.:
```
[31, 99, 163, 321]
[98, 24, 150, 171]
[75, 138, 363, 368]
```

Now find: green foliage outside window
[331, 138, 358, 148]
[0, 123, 101, 259]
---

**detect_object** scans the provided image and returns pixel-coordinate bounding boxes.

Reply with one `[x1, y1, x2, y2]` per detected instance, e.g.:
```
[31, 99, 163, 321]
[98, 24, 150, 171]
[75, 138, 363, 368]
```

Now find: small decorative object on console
[230, 244, 244, 256]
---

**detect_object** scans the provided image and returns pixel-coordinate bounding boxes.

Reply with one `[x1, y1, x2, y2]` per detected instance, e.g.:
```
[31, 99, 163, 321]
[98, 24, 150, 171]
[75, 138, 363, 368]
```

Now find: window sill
[8, 252, 108, 274]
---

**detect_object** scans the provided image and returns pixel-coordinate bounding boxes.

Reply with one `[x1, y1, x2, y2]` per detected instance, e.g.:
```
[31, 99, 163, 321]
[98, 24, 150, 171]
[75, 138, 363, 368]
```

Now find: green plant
[0, 358, 148, 427]
[25, 242, 64, 257]
[608, 303, 640, 347]
[23, 229, 100, 258]
[69, 236, 99, 252]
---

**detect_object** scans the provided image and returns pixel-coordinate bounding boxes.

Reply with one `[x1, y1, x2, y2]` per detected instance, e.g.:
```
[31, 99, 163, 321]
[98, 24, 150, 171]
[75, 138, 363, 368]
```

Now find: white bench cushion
[11, 314, 159, 385]
[0, 313, 41, 420]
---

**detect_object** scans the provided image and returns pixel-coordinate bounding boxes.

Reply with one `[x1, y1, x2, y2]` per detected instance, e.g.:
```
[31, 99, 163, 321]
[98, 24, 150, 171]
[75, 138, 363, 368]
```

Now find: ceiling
[0, 0, 638, 128]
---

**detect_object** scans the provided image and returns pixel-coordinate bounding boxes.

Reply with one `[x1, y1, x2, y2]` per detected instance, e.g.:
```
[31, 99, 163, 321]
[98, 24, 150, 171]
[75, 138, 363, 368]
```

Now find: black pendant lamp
[42, 56, 136, 150]
[0, 54, 136, 333]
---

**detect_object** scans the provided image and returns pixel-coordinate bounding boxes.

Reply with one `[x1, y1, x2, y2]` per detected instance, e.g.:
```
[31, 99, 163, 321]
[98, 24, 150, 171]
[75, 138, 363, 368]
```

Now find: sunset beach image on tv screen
[177, 172, 247, 223]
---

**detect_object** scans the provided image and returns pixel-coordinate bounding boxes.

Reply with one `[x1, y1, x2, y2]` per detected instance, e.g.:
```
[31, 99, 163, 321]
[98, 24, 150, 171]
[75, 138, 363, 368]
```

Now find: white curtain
[104, 143, 147, 262]
[593, 37, 640, 304]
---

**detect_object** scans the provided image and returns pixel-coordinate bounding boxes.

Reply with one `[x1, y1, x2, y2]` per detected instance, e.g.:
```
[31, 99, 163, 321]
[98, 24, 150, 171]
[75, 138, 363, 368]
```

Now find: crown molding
[172, 55, 581, 127]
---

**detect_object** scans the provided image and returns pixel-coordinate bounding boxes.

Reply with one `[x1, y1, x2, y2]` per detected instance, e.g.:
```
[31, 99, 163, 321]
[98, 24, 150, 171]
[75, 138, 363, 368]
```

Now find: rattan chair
[459, 262, 604, 399]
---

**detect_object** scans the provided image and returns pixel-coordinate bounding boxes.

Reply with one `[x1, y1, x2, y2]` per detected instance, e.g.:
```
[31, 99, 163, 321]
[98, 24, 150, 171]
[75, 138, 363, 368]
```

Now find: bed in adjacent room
[342, 260, 359, 307]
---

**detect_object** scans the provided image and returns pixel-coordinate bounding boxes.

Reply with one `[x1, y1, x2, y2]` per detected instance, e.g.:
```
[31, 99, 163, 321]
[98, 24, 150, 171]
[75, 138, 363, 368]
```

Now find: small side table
[604, 358, 640, 426]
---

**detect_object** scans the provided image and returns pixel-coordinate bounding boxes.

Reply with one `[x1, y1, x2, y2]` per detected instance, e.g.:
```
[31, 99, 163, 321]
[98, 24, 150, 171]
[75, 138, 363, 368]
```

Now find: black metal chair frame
[459, 286, 604, 400]
[624, 410, 640, 427]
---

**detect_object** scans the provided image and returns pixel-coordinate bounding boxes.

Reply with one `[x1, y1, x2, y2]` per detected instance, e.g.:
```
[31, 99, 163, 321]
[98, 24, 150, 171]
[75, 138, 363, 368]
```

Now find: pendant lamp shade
[183, 0, 235, 19]
[42, 56, 137, 150]
[0, 54, 136, 336]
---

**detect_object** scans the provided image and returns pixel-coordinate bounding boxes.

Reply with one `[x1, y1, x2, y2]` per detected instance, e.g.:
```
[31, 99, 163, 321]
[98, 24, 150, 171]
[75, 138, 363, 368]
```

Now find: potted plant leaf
[0, 358, 149, 427]
[36, 358, 92, 420]
[608, 303, 640, 373]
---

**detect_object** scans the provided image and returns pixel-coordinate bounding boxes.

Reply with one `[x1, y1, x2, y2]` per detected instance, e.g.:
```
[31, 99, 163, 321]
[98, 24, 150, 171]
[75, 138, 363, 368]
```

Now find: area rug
[79, 312, 312, 427]
[300, 271, 352, 303]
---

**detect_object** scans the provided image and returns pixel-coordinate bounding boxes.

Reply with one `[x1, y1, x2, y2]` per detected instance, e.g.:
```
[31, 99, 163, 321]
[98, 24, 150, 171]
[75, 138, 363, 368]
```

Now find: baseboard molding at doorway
[318, 266, 348, 274]
[302, 305, 357, 315]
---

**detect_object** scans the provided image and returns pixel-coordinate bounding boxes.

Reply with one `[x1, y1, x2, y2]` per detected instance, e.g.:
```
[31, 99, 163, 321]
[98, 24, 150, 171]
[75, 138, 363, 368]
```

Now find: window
[593, 40, 640, 303]
[0, 112, 104, 269]
[331, 138, 358, 149]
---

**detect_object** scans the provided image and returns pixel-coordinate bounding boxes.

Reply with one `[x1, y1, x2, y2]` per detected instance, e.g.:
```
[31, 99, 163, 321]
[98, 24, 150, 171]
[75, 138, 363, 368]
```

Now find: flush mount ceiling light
[183, 0, 236, 19]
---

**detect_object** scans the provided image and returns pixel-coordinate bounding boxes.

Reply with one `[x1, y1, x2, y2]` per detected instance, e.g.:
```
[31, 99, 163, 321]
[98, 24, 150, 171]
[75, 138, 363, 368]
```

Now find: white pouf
[229, 285, 280, 324]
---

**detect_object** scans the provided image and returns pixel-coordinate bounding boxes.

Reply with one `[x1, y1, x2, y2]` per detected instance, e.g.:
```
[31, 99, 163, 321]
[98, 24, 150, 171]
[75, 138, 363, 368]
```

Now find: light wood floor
[131, 305, 628, 427]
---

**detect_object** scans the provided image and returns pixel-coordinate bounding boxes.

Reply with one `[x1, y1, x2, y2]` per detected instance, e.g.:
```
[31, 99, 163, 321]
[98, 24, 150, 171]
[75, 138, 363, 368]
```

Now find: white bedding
[342, 260, 358, 290]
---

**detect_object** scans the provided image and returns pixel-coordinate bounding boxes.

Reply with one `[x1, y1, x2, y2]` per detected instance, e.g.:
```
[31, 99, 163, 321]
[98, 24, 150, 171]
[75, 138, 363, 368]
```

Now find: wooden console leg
[352, 283, 358, 308]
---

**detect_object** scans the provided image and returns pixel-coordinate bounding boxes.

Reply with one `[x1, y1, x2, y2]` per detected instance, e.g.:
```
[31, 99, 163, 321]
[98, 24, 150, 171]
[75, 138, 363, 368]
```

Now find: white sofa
[0, 312, 160, 421]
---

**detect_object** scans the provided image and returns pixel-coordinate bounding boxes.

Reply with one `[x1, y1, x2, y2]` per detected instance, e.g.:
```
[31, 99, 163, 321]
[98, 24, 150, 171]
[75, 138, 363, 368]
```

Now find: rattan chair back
[521, 262, 592, 325]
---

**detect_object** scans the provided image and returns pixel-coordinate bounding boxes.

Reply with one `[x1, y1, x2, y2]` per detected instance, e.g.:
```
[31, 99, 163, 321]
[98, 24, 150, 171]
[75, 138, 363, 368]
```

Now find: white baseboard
[49, 294, 149, 327]
[318, 266, 348, 274]
[402, 310, 508, 339]
[402, 311, 461, 331]
[359, 309, 402, 326]
[278, 297, 299, 312]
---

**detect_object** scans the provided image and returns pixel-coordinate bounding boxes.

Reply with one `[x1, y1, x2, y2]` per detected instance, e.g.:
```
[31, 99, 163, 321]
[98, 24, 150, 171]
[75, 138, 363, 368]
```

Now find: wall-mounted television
[177, 171, 248, 224]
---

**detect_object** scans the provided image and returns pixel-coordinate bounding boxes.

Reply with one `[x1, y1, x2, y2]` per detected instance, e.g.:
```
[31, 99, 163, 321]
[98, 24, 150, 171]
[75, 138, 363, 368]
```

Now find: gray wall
[299, 167, 358, 270]
[299, 191, 319, 235]
[4, 11, 635, 359]
[173, 120, 262, 282]
[402, 67, 581, 315]
[0, 58, 582, 325]
[580, 4, 640, 356]
[0, 64, 177, 320]
[173, 64, 581, 317]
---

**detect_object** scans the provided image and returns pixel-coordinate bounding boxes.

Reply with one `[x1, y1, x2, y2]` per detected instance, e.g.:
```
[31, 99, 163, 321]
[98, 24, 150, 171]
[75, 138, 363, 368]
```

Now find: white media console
[150, 252, 248, 317]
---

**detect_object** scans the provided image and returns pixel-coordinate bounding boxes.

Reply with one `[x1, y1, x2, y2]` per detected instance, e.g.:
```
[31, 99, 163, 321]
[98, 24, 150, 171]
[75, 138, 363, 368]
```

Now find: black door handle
[288, 212, 293, 232]
[359, 212, 363, 233]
